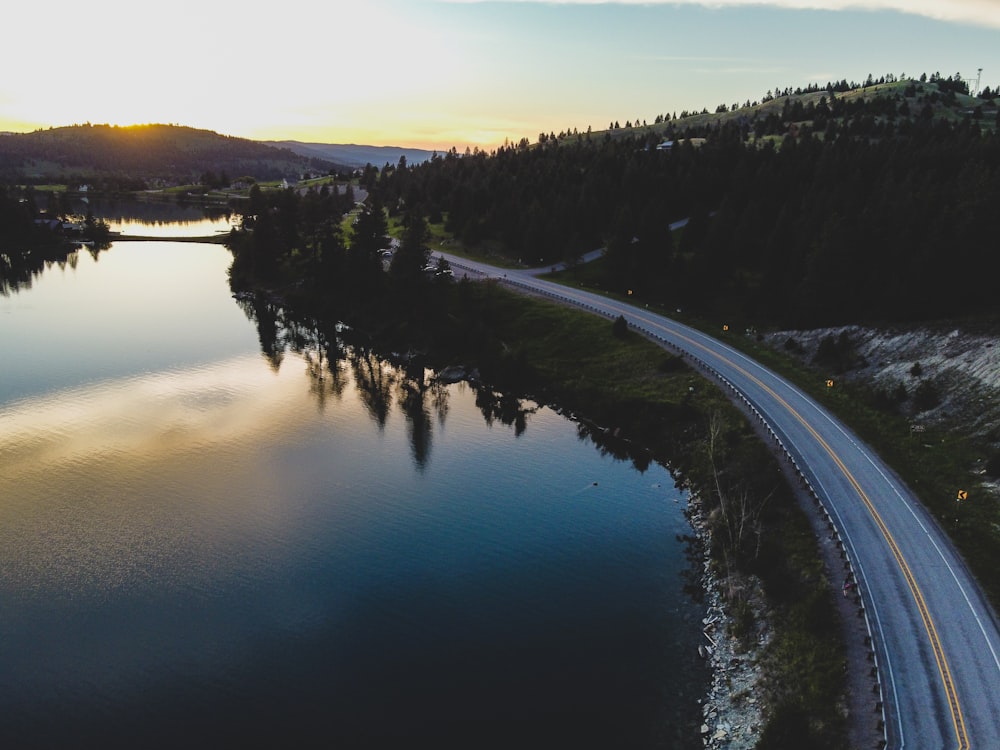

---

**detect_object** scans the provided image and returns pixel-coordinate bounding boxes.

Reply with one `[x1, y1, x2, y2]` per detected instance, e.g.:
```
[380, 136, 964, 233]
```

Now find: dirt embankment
[764, 323, 1000, 492]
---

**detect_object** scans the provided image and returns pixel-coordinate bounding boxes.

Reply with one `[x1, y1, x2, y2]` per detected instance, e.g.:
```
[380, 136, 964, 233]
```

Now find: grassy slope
[567, 79, 997, 146]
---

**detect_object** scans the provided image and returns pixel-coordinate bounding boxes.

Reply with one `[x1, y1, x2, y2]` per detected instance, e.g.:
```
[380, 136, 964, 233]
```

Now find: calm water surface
[0, 206, 707, 747]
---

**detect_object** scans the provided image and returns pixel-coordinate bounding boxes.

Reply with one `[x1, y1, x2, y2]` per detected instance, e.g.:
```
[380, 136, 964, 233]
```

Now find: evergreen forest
[370, 91, 998, 328]
[4, 75, 999, 331]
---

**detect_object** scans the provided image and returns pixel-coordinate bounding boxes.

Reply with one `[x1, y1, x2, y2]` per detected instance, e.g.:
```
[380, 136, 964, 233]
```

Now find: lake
[0, 200, 708, 748]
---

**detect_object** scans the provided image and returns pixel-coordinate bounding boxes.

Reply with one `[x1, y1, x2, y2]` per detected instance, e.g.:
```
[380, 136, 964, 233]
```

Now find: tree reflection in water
[234, 294, 286, 371]
[233, 296, 543, 469]
[352, 347, 396, 429]
[1, 246, 82, 297]
[397, 373, 433, 469]
[473, 384, 536, 437]
[234, 295, 655, 473]
[302, 324, 348, 412]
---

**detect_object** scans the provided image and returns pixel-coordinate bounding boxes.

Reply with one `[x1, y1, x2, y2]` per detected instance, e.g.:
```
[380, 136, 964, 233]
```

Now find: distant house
[280, 178, 297, 189]
[658, 138, 706, 150]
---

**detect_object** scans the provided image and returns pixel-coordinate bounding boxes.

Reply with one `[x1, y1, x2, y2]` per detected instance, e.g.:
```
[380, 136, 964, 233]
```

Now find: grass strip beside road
[447, 283, 847, 747]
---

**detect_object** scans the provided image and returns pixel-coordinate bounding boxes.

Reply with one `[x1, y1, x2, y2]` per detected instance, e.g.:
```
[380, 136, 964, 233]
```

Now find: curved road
[438, 251, 1000, 749]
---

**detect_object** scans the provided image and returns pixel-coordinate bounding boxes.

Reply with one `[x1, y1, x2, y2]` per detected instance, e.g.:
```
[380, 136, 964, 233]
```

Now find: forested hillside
[0, 124, 333, 188]
[7, 75, 997, 330]
[371, 77, 999, 328]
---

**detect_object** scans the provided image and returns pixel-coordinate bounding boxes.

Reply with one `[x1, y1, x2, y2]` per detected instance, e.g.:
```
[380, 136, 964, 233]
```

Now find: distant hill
[0, 124, 334, 187]
[4, 72, 994, 190]
[580, 74, 997, 146]
[267, 141, 440, 169]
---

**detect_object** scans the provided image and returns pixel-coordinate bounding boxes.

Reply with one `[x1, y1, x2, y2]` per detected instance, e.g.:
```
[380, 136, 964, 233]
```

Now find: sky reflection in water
[0, 218, 706, 747]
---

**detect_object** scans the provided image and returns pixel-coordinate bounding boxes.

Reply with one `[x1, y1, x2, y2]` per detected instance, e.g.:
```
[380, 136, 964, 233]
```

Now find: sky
[3, 0, 999, 150]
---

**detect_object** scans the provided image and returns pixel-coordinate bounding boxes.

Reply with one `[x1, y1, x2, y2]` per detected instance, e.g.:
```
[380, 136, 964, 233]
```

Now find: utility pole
[963, 68, 983, 97]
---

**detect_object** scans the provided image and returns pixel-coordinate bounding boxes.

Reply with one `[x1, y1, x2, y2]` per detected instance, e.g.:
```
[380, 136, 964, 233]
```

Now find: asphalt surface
[437, 251, 1000, 749]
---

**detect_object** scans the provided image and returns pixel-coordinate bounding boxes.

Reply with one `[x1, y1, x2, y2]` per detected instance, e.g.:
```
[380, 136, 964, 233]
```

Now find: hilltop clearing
[570, 74, 997, 147]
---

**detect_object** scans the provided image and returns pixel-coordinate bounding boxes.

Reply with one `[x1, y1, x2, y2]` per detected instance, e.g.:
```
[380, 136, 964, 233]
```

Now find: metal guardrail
[469, 267, 892, 748]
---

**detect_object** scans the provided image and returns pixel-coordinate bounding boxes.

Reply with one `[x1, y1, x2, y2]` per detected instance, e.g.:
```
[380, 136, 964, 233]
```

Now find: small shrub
[657, 354, 687, 373]
[757, 702, 819, 749]
[871, 381, 909, 414]
[909, 362, 923, 377]
[985, 451, 1000, 479]
[729, 597, 756, 648]
[611, 314, 628, 339]
[871, 387, 899, 414]
[812, 331, 858, 373]
[913, 380, 941, 411]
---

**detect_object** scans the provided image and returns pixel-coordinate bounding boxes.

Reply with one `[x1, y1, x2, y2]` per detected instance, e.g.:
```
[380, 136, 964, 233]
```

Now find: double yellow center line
[627, 310, 970, 749]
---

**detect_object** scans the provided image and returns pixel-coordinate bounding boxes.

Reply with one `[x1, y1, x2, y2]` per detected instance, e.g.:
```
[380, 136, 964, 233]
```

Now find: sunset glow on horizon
[4, 0, 999, 150]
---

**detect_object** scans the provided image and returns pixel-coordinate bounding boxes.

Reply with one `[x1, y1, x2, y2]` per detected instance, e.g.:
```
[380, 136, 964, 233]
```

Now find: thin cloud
[634, 55, 774, 62]
[442, 0, 1000, 31]
[705, 66, 790, 75]
[632, 55, 790, 75]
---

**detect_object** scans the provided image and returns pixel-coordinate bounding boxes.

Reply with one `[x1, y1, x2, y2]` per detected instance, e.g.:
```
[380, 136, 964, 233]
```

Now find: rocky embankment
[686, 494, 769, 749]
[683, 321, 1000, 749]
[764, 323, 1000, 490]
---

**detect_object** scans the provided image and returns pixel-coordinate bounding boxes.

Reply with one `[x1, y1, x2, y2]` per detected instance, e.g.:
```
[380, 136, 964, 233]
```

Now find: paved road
[437, 251, 1000, 749]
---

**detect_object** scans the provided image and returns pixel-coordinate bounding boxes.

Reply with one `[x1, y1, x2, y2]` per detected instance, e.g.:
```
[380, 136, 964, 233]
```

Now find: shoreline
[685, 490, 768, 748]
[682, 366, 881, 750]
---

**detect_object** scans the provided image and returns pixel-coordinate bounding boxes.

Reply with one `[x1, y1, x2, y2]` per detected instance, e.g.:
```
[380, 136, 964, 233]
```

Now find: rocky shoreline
[686, 491, 769, 749]
[431, 368, 777, 747]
